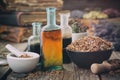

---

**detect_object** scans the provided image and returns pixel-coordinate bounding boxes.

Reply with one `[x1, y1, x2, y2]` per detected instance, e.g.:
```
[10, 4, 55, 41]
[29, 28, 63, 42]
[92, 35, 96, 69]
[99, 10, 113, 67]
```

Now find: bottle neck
[60, 15, 69, 26]
[32, 22, 42, 36]
[46, 8, 56, 25]
[60, 13, 69, 27]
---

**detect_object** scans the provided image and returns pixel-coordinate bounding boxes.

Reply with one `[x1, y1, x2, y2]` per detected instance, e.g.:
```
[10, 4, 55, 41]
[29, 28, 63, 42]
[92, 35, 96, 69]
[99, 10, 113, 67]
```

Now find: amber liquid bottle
[41, 7, 62, 71]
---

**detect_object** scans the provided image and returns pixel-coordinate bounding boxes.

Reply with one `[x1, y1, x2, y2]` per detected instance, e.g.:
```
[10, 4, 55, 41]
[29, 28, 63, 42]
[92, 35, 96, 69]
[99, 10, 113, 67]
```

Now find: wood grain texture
[0, 66, 10, 79]
[0, 40, 118, 80]
[6, 51, 120, 80]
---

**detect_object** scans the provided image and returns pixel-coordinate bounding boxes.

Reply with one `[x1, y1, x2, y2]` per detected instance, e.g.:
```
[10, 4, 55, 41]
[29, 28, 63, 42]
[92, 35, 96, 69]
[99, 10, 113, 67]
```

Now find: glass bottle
[27, 22, 42, 55]
[60, 12, 72, 63]
[41, 7, 62, 71]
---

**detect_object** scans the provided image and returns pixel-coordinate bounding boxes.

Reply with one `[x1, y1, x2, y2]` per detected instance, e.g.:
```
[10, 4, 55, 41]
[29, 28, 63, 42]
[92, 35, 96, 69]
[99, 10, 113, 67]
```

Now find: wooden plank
[0, 66, 10, 80]
[7, 69, 64, 80]
[6, 64, 70, 80]
[100, 51, 120, 80]
[4, 41, 120, 80]
[110, 51, 120, 59]
[100, 73, 120, 80]
[58, 63, 75, 80]
[0, 39, 28, 80]
[6, 63, 100, 80]
[74, 65, 100, 80]
[62, 70, 75, 80]
[6, 60, 120, 80]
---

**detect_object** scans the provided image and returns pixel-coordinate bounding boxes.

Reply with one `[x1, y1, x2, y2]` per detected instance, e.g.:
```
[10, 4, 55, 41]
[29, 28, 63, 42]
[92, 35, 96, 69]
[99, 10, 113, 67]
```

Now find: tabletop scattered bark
[0, 40, 119, 80]
[7, 52, 120, 80]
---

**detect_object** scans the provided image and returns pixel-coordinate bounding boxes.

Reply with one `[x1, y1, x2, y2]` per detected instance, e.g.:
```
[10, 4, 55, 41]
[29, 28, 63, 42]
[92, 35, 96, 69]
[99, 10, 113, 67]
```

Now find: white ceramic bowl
[72, 32, 87, 42]
[7, 52, 40, 73]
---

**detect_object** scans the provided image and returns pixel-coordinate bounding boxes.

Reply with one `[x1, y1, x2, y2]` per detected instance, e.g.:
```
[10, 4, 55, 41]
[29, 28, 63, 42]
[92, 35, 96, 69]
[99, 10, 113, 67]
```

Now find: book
[0, 10, 68, 26]
[0, 25, 32, 43]
[0, 11, 22, 26]
[7, 0, 63, 4]
[6, 0, 63, 11]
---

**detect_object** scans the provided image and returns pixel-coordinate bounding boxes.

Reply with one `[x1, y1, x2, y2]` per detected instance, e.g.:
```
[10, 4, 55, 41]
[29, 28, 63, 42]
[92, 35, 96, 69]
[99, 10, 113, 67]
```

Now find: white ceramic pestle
[5, 44, 24, 57]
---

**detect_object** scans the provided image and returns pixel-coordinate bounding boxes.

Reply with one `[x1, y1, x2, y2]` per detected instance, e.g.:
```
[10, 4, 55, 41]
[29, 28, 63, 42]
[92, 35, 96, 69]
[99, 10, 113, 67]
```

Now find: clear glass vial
[27, 22, 42, 54]
[60, 11, 72, 63]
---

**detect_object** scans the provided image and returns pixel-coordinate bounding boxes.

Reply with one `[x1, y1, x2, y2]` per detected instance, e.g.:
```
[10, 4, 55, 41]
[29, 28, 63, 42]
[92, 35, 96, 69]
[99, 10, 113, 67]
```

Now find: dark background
[0, 0, 120, 11]
[62, 0, 120, 10]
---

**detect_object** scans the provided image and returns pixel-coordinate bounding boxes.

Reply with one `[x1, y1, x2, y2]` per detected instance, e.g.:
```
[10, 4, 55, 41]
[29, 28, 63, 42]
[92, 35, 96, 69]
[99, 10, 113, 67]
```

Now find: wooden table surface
[0, 40, 120, 80]
[0, 39, 27, 80]
[6, 51, 120, 80]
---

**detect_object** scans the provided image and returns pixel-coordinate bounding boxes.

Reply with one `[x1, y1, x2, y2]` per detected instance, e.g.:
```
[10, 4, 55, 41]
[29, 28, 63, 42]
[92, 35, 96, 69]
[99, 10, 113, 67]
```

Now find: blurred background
[0, 0, 120, 44]
[0, 1, 120, 79]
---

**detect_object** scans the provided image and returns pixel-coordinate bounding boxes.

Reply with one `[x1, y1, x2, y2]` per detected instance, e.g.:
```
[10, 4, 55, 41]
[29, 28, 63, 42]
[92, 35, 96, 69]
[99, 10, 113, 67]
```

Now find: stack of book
[0, 10, 70, 26]
[0, 10, 68, 43]
[6, 0, 63, 11]
[1, 0, 65, 26]
[0, 0, 67, 42]
[0, 25, 32, 43]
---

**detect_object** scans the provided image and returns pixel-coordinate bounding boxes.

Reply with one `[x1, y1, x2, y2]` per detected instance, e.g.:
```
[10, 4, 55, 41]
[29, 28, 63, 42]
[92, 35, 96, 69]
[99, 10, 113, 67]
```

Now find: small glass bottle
[41, 7, 62, 71]
[60, 12, 72, 63]
[27, 22, 42, 55]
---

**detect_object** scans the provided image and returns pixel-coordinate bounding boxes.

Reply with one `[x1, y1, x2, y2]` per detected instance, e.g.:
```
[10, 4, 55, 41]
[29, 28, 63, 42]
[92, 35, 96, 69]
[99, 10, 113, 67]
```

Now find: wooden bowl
[67, 49, 113, 68]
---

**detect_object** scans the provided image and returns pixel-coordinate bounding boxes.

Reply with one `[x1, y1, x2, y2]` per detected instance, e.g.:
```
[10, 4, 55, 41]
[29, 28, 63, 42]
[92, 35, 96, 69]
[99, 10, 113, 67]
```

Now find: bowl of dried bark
[66, 36, 113, 68]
